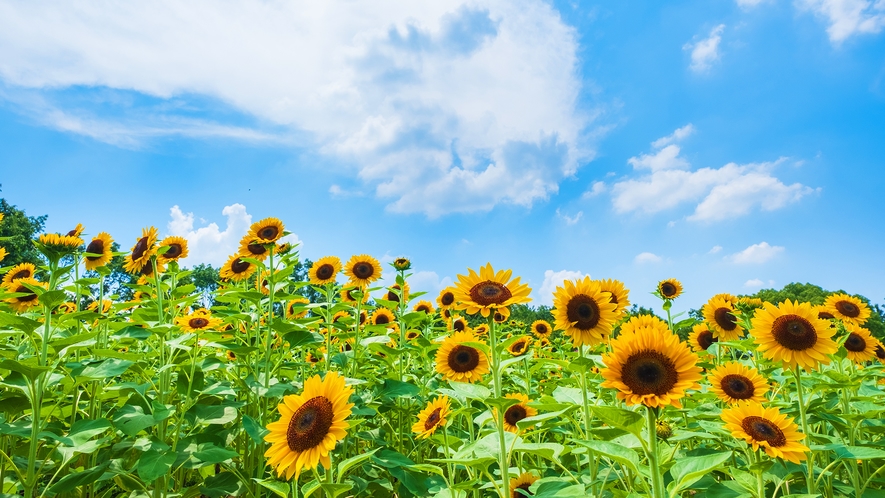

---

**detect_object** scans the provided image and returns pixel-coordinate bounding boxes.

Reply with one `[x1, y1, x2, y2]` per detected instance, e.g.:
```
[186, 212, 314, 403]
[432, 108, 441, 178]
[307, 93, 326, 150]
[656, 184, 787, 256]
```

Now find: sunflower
[2, 262, 37, 286]
[0, 247, 6, 263]
[358, 310, 368, 326]
[371, 308, 396, 328]
[413, 300, 435, 315]
[249, 217, 285, 243]
[286, 298, 310, 319]
[57, 301, 77, 314]
[497, 393, 538, 433]
[657, 279, 682, 300]
[38, 233, 83, 253]
[4, 278, 47, 313]
[712, 293, 739, 306]
[688, 323, 718, 353]
[824, 293, 870, 325]
[309, 256, 341, 285]
[237, 236, 272, 262]
[384, 283, 410, 303]
[437, 287, 457, 310]
[708, 362, 769, 404]
[750, 300, 838, 370]
[87, 299, 113, 314]
[619, 314, 668, 337]
[332, 311, 350, 323]
[139, 259, 165, 278]
[344, 255, 382, 287]
[600, 322, 702, 408]
[530, 320, 552, 339]
[507, 336, 533, 357]
[340, 286, 369, 304]
[225, 350, 237, 361]
[158, 236, 189, 263]
[598, 279, 631, 316]
[123, 227, 159, 274]
[436, 331, 490, 383]
[412, 396, 451, 439]
[450, 316, 469, 333]
[473, 323, 490, 336]
[842, 322, 876, 364]
[510, 472, 539, 498]
[452, 263, 532, 317]
[813, 305, 836, 321]
[392, 257, 412, 271]
[721, 402, 809, 463]
[874, 340, 885, 364]
[175, 310, 223, 332]
[66, 223, 85, 237]
[552, 277, 619, 347]
[406, 330, 421, 341]
[703, 296, 745, 341]
[493, 308, 510, 323]
[739, 297, 765, 307]
[83, 232, 114, 270]
[219, 255, 257, 282]
[264, 371, 354, 480]
[256, 271, 270, 295]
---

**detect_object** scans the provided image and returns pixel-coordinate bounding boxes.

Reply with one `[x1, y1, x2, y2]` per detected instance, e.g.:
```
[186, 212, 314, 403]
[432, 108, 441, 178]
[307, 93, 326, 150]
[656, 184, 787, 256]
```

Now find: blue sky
[1, 0, 883, 312]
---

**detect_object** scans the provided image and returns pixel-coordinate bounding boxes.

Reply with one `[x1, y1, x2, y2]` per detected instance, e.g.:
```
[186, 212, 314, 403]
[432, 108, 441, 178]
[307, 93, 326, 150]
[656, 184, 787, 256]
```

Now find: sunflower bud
[392, 257, 411, 271]
[656, 419, 673, 440]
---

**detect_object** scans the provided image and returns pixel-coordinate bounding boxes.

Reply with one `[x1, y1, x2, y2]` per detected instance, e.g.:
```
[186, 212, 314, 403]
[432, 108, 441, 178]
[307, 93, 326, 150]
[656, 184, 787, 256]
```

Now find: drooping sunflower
[841, 322, 876, 363]
[286, 297, 310, 319]
[308, 256, 341, 285]
[249, 217, 285, 244]
[436, 287, 457, 310]
[510, 472, 539, 498]
[123, 227, 159, 274]
[750, 300, 838, 370]
[371, 308, 396, 328]
[497, 393, 538, 433]
[392, 257, 412, 271]
[507, 336, 532, 356]
[384, 283, 410, 304]
[175, 310, 223, 332]
[552, 277, 619, 347]
[264, 371, 354, 480]
[600, 322, 702, 408]
[708, 362, 769, 404]
[412, 396, 451, 440]
[238, 236, 272, 262]
[4, 278, 46, 313]
[452, 263, 532, 317]
[436, 331, 490, 383]
[2, 262, 37, 287]
[597, 279, 631, 316]
[721, 402, 809, 463]
[340, 285, 369, 304]
[344, 255, 382, 287]
[688, 323, 718, 353]
[823, 293, 871, 325]
[219, 255, 257, 282]
[657, 279, 683, 300]
[703, 296, 745, 341]
[413, 300, 435, 315]
[83, 232, 114, 270]
[158, 236, 189, 263]
[530, 320, 553, 339]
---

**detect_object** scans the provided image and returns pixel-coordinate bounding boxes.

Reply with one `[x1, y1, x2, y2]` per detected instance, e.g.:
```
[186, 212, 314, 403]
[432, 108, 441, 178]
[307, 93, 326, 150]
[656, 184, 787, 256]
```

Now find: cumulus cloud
[556, 208, 583, 225]
[797, 0, 885, 43]
[684, 24, 726, 72]
[634, 252, 663, 264]
[728, 242, 784, 264]
[0, 1, 591, 217]
[611, 127, 818, 221]
[581, 181, 606, 199]
[651, 124, 695, 148]
[536, 269, 586, 306]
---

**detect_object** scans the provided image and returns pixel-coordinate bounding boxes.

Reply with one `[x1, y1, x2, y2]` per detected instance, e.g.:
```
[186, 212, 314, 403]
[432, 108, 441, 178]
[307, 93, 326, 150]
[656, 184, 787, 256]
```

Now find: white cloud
[627, 144, 690, 172]
[687, 169, 817, 221]
[0, 1, 591, 217]
[727, 242, 784, 264]
[651, 124, 694, 148]
[798, 0, 885, 43]
[581, 181, 606, 198]
[634, 252, 663, 264]
[736, 0, 767, 7]
[536, 269, 586, 306]
[684, 24, 726, 73]
[556, 208, 583, 225]
[744, 278, 765, 288]
[709, 245, 723, 254]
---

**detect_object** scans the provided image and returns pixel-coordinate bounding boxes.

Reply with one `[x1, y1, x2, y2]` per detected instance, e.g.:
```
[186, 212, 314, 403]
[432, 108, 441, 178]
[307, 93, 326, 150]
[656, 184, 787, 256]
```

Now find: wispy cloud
[651, 124, 695, 148]
[744, 278, 775, 288]
[581, 181, 606, 199]
[797, 0, 885, 43]
[556, 208, 583, 225]
[634, 252, 663, 264]
[727, 242, 784, 264]
[709, 245, 723, 254]
[684, 24, 726, 73]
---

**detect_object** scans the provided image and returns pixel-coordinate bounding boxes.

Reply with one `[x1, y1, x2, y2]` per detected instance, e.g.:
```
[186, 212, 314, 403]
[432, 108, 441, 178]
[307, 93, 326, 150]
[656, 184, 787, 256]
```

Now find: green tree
[0, 187, 47, 267]
[179, 263, 220, 308]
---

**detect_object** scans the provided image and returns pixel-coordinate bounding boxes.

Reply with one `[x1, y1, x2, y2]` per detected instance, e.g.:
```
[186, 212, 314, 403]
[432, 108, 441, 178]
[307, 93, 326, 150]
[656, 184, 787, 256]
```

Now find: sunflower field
[2, 215, 885, 498]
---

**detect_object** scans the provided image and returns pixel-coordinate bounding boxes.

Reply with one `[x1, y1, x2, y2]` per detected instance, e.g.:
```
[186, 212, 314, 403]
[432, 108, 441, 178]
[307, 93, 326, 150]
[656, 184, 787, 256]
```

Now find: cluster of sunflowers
[1, 212, 884, 498]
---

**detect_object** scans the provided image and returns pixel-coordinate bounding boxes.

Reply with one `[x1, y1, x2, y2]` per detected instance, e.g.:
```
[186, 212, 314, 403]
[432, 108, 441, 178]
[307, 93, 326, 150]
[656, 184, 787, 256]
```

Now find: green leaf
[447, 381, 491, 400]
[137, 449, 177, 482]
[49, 462, 110, 493]
[302, 482, 353, 498]
[283, 330, 324, 348]
[517, 407, 577, 429]
[668, 451, 732, 496]
[0, 359, 50, 381]
[551, 386, 583, 405]
[379, 379, 420, 400]
[532, 479, 588, 497]
[243, 414, 270, 443]
[590, 405, 643, 437]
[71, 358, 133, 380]
[40, 290, 67, 309]
[574, 439, 644, 475]
[254, 479, 290, 498]
[201, 472, 241, 498]
[513, 442, 565, 463]
[191, 404, 238, 425]
[816, 444, 885, 460]
[194, 444, 239, 465]
[337, 448, 379, 481]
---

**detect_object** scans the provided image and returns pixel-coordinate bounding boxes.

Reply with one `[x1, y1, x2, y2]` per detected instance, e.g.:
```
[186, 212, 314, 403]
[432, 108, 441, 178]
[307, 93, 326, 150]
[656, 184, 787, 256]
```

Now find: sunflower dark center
[514, 483, 533, 496]
[11, 269, 32, 280]
[566, 294, 601, 330]
[360, 312, 367, 325]
[140, 264, 154, 276]
[772, 315, 817, 351]
[741, 416, 786, 447]
[85, 240, 105, 260]
[417, 304, 431, 313]
[164, 244, 182, 259]
[131, 236, 149, 261]
[231, 258, 251, 274]
[469, 281, 512, 306]
[448, 345, 480, 373]
[14, 285, 38, 302]
[453, 320, 466, 332]
[66, 229, 79, 236]
[189, 317, 209, 329]
[818, 311, 835, 320]
[835, 300, 860, 318]
[844, 333, 867, 352]
[352, 262, 374, 279]
[714, 307, 738, 331]
[876, 344, 885, 360]
[697, 330, 717, 350]
[721, 374, 754, 399]
[407, 331, 419, 339]
[286, 396, 334, 452]
[621, 350, 678, 396]
[247, 243, 267, 256]
[424, 408, 442, 431]
[660, 282, 677, 297]
[316, 264, 335, 280]
[535, 324, 548, 335]
[441, 292, 455, 306]
[504, 405, 528, 426]
[494, 312, 506, 322]
[375, 314, 391, 325]
[259, 226, 279, 240]
[511, 341, 526, 354]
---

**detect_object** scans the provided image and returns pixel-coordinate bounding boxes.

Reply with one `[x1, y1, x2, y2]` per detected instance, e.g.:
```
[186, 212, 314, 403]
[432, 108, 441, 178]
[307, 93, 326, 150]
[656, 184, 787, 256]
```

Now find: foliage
[0, 189, 47, 267]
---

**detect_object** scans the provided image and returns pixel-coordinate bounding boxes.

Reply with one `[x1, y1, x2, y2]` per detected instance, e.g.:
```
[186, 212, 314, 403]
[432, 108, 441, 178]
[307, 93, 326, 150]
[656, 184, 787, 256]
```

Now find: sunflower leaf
[589, 405, 644, 437]
[667, 450, 732, 496]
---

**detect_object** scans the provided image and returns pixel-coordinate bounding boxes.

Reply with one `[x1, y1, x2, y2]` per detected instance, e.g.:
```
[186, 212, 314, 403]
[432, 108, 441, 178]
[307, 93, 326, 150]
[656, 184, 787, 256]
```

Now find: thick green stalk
[488, 315, 510, 498]
[646, 407, 665, 498]
[793, 366, 815, 495]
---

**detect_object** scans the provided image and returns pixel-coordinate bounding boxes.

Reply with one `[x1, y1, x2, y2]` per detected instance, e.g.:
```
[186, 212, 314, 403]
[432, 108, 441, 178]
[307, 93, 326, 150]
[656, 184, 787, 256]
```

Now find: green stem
[646, 407, 665, 498]
[754, 449, 765, 498]
[489, 315, 510, 498]
[793, 366, 815, 495]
